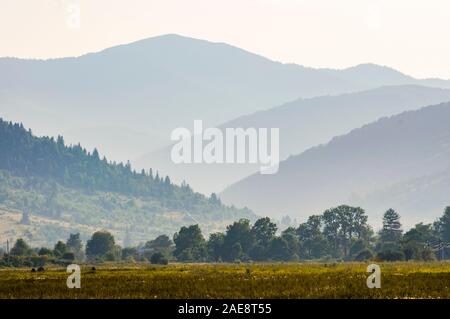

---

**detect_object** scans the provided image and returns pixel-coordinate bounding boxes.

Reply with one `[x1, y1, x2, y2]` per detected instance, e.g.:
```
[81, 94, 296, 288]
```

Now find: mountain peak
[342, 63, 412, 78]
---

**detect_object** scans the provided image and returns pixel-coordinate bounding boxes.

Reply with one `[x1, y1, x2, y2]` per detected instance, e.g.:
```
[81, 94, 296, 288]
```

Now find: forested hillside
[0, 118, 255, 246]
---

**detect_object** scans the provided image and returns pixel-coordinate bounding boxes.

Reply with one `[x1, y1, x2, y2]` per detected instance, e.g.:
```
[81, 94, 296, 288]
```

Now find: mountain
[2, 34, 450, 163]
[321, 63, 450, 89]
[135, 85, 450, 193]
[358, 167, 450, 225]
[0, 118, 256, 246]
[220, 102, 450, 227]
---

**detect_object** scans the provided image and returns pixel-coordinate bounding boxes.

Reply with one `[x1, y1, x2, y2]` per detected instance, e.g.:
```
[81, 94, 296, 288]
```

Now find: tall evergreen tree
[66, 233, 84, 260]
[438, 207, 450, 242]
[380, 209, 403, 243]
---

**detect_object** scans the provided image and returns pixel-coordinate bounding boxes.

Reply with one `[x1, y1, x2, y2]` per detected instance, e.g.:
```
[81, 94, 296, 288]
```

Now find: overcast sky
[1, 0, 449, 79]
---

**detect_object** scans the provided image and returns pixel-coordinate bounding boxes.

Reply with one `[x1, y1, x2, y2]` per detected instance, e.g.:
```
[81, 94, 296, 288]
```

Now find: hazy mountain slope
[220, 102, 450, 226]
[2, 34, 450, 163]
[135, 85, 450, 194]
[357, 167, 450, 226]
[0, 118, 256, 246]
[322, 63, 450, 90]
[0, 34, 343, 162]
[224, 85, 450, 159]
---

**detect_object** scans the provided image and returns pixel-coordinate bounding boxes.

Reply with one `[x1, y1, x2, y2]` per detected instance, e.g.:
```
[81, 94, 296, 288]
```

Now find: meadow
[1, 262, 450, 299]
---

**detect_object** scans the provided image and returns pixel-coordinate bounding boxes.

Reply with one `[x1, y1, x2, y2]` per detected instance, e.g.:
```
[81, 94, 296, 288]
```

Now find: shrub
[38, 247, 54, 256]
[421, 248, 437, 261]
[62, 252, 75, 261]
[122, 247, 138, 260]
[150, 252, 168, 265]
[376, 249, 405, 261]
[354, 249, 374, 261]
[30, 256, 49, 267]
[1, 255, 52, 267]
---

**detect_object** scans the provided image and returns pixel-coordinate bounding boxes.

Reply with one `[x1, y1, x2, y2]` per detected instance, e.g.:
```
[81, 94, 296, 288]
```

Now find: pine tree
[380, 209, 403, 243]
[66, 233, 83, 260]
[438, 206, 450, 242]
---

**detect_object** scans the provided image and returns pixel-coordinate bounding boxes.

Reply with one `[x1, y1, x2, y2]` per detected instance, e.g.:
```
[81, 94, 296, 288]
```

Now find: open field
[1, 262, 450, 299]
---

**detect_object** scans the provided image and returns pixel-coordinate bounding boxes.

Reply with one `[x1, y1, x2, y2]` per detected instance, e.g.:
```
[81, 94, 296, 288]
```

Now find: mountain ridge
[135, 85, 450, 193]
[3, 34, 450, 165]
[220, 102, 450, 227]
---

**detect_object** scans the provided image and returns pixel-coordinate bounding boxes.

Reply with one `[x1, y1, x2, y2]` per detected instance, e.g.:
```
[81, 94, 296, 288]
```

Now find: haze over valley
[1, 34, 450, 242]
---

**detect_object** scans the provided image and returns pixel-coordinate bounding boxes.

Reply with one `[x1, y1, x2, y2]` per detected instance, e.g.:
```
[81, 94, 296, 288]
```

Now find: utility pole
[426, 239, 448, 261]
[6, 239, 10, 266]
[437, 239, 446, 261]
[442, 241, 446, 261]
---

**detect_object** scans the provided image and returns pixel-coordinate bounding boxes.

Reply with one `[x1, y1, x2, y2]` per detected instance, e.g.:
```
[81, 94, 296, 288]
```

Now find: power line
[426, 239, 450, 260]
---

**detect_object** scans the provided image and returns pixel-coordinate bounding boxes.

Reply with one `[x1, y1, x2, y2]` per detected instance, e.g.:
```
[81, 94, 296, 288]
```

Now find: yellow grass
[1, 262, 450, 299]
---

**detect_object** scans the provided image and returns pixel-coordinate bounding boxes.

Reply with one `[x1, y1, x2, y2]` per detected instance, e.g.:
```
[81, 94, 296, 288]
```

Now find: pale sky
[1, 0, 449, 79]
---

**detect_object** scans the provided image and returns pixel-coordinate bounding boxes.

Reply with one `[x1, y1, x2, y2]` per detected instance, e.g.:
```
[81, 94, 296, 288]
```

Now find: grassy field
[1, 262, 450, 299]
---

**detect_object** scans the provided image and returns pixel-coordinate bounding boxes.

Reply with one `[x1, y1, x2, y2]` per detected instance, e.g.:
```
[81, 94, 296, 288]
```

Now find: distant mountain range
[2, 34, 450, 231]
[2, 34, 450, 164]
[136, 85, 450, 193]
[221, 102, 450, 227]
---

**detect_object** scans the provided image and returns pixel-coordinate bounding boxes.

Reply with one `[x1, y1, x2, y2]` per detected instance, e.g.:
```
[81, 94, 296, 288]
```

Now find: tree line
[2, 205, 450, 267]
